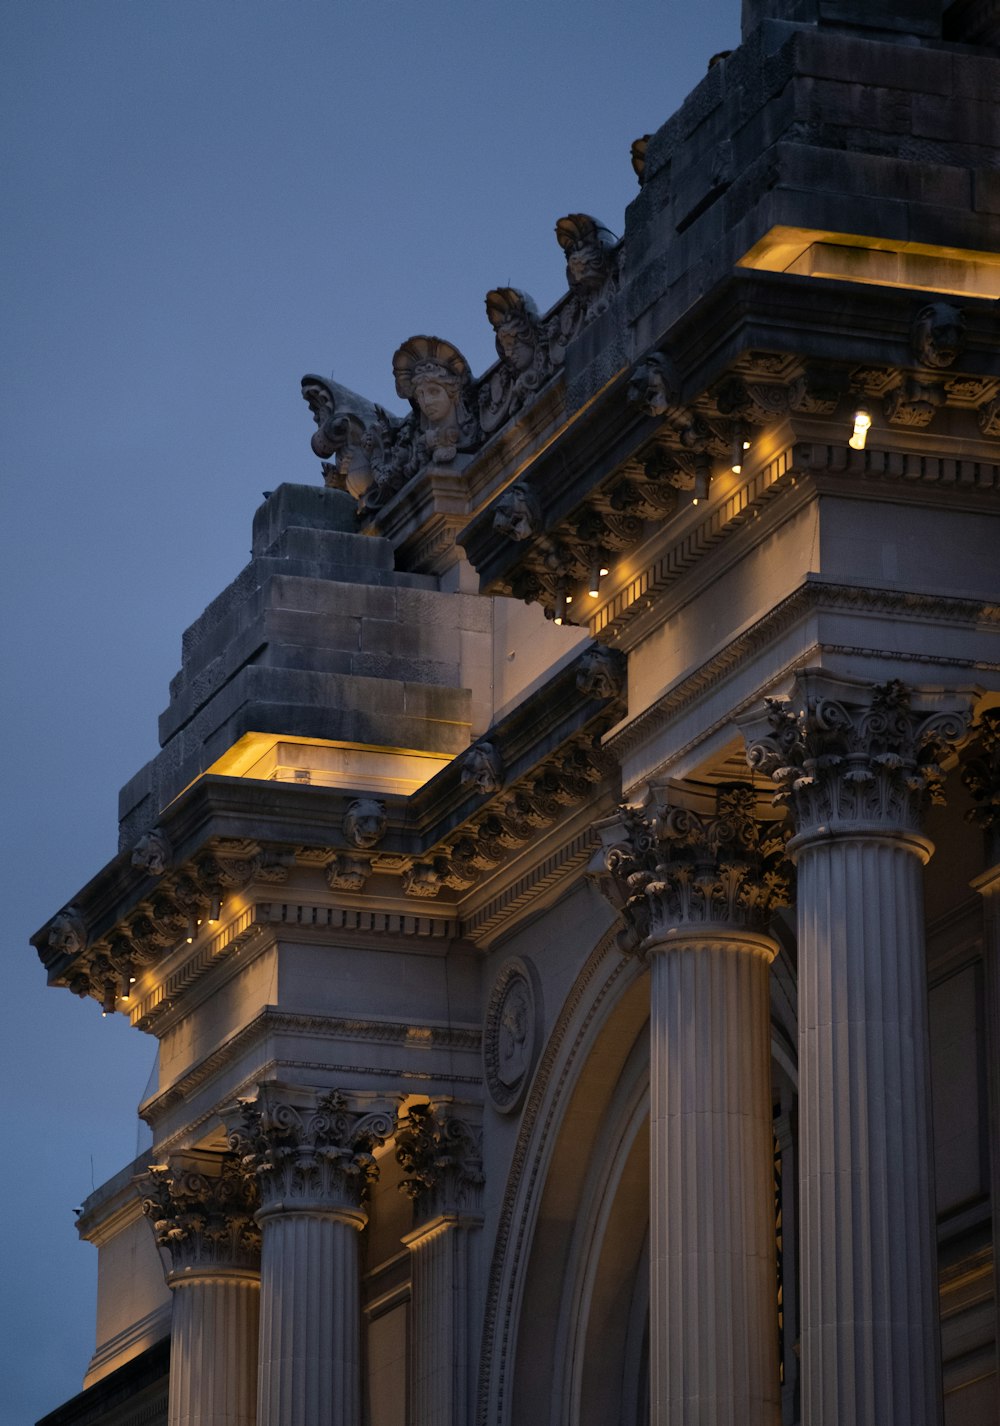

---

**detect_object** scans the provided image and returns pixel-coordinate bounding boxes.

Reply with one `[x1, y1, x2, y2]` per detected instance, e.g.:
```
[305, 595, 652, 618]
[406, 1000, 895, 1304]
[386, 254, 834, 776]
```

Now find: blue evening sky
[2, 2, 737, 1418]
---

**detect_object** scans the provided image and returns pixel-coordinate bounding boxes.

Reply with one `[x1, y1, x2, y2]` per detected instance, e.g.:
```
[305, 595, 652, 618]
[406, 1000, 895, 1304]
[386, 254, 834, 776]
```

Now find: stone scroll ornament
[479, 288, 557, 435]
[483, 958, 540, 1113]
[300, 374, 383, 502]
[595, 783, 793, 957]
[743, 677, 970, 838]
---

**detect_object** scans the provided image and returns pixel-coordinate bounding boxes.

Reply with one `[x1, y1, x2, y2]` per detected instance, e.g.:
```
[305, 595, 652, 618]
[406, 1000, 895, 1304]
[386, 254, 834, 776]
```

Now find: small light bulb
[599, 565, 609, 577]
[848, 407, 871, 450]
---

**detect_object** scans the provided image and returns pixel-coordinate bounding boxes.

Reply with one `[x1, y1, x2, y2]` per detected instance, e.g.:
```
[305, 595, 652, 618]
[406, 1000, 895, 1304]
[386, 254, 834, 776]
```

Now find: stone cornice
[459, 272, 999, 629]
[34, 644, 624, 1016]
[139, 1007, 482, 1124]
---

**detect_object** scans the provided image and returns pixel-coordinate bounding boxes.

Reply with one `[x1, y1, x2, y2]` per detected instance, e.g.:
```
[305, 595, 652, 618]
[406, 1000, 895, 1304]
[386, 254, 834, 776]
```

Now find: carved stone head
[912, 302, 965, 370]
[48, 905, 86, 958]
[461, 741, 504, 796]
[343, 798, 387, 850]
[392, 336, 478, 465]
[627, 351, 679, 418]
[326, 855, 370, 894]
[493, 483, 540, 542]
[485, 289, 542, 376]
[576, 646, 625, 702]
[131, 827, 172, 877]
[555, 214, 618, 302]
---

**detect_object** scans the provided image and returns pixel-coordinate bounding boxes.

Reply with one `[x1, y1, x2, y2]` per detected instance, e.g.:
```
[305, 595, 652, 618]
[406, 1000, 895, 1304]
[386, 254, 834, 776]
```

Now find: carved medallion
[484, 957, 541, 1114]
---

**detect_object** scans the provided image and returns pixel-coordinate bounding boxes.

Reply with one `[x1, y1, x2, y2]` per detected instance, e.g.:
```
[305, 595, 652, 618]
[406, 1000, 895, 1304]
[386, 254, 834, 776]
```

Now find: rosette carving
[596, 783, 792, 955]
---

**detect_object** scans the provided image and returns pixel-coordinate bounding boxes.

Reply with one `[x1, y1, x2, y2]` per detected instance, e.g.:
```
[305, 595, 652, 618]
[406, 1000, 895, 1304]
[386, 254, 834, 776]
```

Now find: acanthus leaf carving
[227, 1086, 396, 1216]
[137, 1154, 261, 1274]
[396, 1103, 484, 1219]
[595, 782, 792, 954]
[743, 677, 971, 839]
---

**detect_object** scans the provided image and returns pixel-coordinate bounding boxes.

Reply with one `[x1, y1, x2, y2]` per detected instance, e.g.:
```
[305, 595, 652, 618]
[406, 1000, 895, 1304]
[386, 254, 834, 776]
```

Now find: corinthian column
[227, 1085, 395, 1426]
[743, 674, 970, 1426]
[138, 1153, 260, 1426]
[598, 782, 791, 1426]
[396, 1102, 484, 1426]
[963, 709, 1000, 1378]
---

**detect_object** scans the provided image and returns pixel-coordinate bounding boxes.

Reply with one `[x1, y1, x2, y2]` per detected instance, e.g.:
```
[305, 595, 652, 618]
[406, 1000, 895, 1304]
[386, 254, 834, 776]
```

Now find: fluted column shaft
[168, 1270, 260, 1426]
[649, 929, 781, 1426]
[795, 829, 941, 1424]
[972, 864, 1000, 1378]
[256, 1207, 364, 1426]
[742, 674, 970, 1426]
[404, 1215, 478, 1426]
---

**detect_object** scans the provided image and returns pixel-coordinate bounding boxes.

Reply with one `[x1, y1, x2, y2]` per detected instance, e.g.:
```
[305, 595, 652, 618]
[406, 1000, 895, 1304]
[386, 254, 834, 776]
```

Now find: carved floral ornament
[226, 1086, 396, 1216]
[137, 1155, 261, 1273]
[595, 783, 793, 957]
[742, 677, 971, 841]
[395, 1103, 484, 1217]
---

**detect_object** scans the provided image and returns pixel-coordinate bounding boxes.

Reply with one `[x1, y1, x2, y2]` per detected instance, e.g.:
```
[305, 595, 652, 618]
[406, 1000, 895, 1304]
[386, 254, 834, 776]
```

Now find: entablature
[33, 645, 625, 1022]
[459, 275, 1000, 635]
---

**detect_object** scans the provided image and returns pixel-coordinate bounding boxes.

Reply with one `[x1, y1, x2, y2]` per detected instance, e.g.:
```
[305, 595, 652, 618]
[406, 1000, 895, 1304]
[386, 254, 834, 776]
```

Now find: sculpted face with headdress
[556, 214, 619, 316]
[392, 336, 479, 467]
[479, 288, 555, 435]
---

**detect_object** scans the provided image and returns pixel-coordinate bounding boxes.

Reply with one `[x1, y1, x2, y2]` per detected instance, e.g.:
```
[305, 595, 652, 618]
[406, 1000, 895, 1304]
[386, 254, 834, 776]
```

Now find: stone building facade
[33, 2, 1000, 1424]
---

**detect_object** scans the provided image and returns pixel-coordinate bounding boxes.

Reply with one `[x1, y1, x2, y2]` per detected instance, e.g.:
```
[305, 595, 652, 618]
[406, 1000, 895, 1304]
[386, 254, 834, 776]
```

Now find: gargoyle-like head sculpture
[627, 351, 680, 419]
[343, 798, 387, 850]
[461, 741, 504, 796]
[48, 905, 86, 958]
[912, 302, 965, 370]
[392, 336, 478, 465]
[492, 482, 541, 542]
[576, 647, 625, 702]
[555, 214, 619, 303]
[131, 827, 172, 877]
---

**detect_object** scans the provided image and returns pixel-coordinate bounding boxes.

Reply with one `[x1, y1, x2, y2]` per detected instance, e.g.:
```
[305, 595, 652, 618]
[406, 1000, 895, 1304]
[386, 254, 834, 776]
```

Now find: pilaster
[137, 1153, 260, 1426]
[744, 673, 971, 1426]
[397, 1103, 484, 1426]
[598, 782, 791, 1426]
[226, 1084, 395, 1426]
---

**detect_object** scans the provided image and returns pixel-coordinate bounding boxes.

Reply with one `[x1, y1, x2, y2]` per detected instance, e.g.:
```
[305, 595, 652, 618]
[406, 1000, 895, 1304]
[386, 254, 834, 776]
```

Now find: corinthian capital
[226, 1085, 396, 1218]
[595, 782, 791, 954]
[136, 1152, 260, 1276]
[961, 708, 1000, 863]
[742, 674, 970, 841]
[396, 1103, 484, 1221]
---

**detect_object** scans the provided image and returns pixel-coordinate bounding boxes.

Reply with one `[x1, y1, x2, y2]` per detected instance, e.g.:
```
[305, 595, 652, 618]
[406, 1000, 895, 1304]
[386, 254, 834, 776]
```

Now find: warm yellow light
[848, 407, 872, 450]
